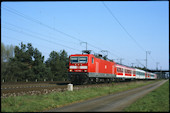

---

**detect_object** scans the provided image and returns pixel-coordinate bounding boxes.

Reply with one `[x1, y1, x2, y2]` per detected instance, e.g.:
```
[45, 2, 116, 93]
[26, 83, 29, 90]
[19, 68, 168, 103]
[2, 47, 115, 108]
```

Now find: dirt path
[46, 80, 168, 112]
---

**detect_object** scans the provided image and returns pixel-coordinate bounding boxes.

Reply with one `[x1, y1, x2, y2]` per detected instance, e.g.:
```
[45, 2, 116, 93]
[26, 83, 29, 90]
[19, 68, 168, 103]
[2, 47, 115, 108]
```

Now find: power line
[2, 23, 135, 67]
[1, 5, 127, 61]
[2, 5, 106, 53]
[102, 2, 146, 52]
[3, 21, 111, 58]
[2, 26, 81, 52]
[2, 21, 80, 46]
[2, 35, 51, 56]
[3, 21, 130, 64]
[2, 4, 155, 69]
[101, 2, 160, 69]
[136, 59, 145, 67]
[2, 5, 82, 42]
[3, 24, 125, 65]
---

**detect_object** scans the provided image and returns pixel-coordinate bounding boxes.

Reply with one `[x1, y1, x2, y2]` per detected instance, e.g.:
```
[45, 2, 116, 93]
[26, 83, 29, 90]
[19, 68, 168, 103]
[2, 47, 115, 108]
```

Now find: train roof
[135, 68, 146, 72]
[115, 64, 135, 70]
[69, 54, 93, 56]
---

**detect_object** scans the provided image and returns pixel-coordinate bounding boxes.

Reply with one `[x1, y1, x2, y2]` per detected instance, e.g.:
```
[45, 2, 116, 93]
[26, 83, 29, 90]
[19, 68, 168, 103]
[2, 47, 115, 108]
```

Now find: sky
[1, 1, 169, 70]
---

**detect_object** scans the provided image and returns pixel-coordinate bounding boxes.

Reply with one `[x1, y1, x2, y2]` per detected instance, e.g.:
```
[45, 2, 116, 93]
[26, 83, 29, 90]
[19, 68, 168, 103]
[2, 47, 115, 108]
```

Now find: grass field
[1, 80, 161, 112]
[124, 80, 169, 112]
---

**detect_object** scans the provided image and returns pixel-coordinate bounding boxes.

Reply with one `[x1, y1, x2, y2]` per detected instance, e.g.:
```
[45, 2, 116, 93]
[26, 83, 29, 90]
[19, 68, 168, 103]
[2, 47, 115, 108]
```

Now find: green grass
[124, 80, 169, 112]
[1, 80, 159, 112]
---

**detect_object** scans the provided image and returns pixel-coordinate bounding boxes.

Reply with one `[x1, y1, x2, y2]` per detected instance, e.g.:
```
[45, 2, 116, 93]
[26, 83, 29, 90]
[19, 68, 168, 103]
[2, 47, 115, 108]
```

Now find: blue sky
[1, 1, 169, 70]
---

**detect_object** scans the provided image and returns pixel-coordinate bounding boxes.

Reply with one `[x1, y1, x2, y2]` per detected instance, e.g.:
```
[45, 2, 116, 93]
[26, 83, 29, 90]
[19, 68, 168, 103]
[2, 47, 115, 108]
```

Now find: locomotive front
[68, 54, 90, 84]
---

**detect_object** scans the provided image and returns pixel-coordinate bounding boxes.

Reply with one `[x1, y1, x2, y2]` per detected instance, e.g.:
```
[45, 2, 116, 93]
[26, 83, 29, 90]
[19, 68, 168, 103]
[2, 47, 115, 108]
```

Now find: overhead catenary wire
[2, 21, 118, 59]
[2, 5, 123, 60]
[2, 35, 51, 56]
[2, 21, 80, 46]
[102, 2, 146, 52]
[2, 4, 148, 68]
[101, 2, 157, 68]
[2, 5, 82, 42]
[2, 26, 81, 52]
[2, 5, 137, 66]
[2, 5, 105, 53]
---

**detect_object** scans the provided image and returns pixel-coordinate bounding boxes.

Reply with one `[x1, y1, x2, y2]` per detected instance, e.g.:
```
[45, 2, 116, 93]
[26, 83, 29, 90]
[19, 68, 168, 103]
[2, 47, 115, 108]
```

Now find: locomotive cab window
[79, 57, 87, 63]
[70, 57, 78, 63]
[70, 56, 88, 63]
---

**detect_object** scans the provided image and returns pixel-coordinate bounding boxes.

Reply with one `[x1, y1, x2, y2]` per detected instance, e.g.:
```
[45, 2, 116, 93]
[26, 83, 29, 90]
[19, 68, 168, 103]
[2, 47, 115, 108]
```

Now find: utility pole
[160, 66, 162, 79]
[80, 42, 87, 50]
[156, 62, 159, 70]
[120, 58, 124, 65]
[146, 51, 151, 70]
[131, 63, 134, 67]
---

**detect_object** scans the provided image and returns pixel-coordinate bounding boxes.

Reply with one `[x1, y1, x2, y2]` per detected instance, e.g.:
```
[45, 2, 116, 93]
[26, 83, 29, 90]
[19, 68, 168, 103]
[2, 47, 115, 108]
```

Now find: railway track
[1, 81, 69, 98]
[1, 80, 150, 98]
[1, 85, 59, 90]
[1, 81, 69, 89]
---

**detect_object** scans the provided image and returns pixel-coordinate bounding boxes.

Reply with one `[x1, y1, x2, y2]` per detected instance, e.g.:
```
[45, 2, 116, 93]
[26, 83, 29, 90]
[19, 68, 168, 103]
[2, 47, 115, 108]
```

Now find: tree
[1, 43, 5, 62]
[59, 50, 69, 80]
[4, 42, 52, 82]
[1, 42, 14, 62]
[1, 43, 14, 81]
[46, 51, 60, 80]
[46, 50, 69, 81]
[5, 42, 33, 81]
[2, 42, 69, 82]
[32, 48, 52, 81]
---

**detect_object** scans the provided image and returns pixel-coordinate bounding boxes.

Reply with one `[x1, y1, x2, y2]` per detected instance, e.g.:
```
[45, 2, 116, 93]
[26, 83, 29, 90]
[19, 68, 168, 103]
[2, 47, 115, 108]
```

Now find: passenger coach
[115, 64, 136, 81]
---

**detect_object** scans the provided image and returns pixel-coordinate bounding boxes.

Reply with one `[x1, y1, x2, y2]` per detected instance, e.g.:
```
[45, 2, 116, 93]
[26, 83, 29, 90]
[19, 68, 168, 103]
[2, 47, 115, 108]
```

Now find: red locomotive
[68, 50, 157, 84]
[68, 51, 116, 84]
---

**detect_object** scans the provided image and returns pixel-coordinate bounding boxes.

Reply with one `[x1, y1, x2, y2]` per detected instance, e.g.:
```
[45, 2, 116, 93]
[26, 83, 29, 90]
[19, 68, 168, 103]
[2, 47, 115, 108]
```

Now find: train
[68, 51, 157, 84]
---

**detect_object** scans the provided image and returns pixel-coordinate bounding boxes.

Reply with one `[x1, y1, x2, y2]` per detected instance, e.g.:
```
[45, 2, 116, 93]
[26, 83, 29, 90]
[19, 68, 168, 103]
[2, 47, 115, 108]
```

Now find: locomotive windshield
[70, 56, 88, 63]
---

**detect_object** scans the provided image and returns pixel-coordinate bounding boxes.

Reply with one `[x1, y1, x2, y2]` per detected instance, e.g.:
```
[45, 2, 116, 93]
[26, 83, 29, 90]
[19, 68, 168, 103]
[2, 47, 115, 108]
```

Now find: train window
[125, 69, 127, 73]
[137, 71, 145, 76]
[70, 57, 78, 63]
[117, 67, 123, 73]
[92, 57, 94, 64]
[125, 69, 131, 74]
[79, 57, 87, 63]
[70, 56, 88, 63]
[117, 68, 120, 72]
